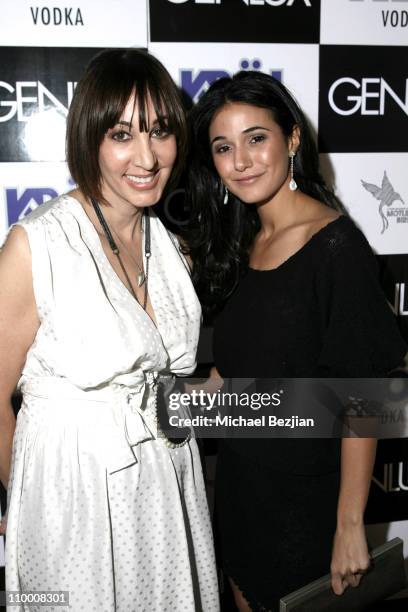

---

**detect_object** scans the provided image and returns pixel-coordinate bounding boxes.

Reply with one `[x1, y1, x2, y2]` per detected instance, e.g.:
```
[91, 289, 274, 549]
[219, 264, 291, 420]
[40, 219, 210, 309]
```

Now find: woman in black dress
[186, 72, 407, 611]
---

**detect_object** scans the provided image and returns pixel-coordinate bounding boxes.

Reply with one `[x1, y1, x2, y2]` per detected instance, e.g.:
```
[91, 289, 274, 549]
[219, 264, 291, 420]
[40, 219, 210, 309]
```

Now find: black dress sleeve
[316, 219, 407, 377]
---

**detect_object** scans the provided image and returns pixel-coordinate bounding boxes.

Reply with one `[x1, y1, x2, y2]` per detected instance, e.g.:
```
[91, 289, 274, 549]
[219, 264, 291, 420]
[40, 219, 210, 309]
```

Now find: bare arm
[331, 437, 377, 594]
[0, 226, 40, 493]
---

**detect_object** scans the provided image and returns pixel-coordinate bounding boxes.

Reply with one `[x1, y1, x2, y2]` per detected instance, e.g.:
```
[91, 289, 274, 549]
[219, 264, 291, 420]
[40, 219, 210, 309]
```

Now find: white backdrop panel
[320, 153, 408, 255]
[148, 43, 319, 131]
[321, 0, 408, 46]
[0, 0, 148, 48]
[0, 162, 72, 244]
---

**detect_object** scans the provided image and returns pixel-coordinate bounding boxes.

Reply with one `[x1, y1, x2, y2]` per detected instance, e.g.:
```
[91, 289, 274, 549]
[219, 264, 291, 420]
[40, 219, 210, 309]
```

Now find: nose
[131, 134, 157, 171]
[234, 145, 252, 172]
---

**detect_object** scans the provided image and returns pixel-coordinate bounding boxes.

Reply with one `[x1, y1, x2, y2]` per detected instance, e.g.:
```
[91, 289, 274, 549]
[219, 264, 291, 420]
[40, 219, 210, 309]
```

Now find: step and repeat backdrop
[0, 0, 407, 577]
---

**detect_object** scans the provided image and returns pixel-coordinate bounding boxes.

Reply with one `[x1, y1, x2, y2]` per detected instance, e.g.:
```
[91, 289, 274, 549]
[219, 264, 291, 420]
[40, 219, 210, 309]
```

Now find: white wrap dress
[5, 195, 219, 612]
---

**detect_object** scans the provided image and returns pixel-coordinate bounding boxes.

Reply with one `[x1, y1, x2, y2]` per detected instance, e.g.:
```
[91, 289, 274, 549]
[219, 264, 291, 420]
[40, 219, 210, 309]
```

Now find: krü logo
[30, 6, 84, 26]
[0, 81, 76, 122]
[167, 0, 311, 4]
[181, 59, 282, 102]
[6, 188, 58, 226]
[372, 462, 408, 493]
[361, 171, 405, 234]
[328, 77, 408, 116]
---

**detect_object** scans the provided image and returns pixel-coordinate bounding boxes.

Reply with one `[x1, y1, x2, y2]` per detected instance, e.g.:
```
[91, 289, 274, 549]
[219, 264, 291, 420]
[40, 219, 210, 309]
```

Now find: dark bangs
[66, 48, 187, 204]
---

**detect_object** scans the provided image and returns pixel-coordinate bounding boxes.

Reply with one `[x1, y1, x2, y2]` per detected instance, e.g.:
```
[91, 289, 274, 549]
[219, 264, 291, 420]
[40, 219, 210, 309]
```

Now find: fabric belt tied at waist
[18, 371, 179, 473]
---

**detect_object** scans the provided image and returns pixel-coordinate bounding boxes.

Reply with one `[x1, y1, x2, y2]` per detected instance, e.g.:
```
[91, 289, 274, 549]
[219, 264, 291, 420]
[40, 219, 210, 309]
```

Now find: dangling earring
[223, 186, 229, 205]
[289, 151, 297, 191]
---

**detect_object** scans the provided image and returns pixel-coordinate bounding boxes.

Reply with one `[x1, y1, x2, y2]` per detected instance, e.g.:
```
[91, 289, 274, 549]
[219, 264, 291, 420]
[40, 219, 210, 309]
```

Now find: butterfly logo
[361, 172, 404, 234]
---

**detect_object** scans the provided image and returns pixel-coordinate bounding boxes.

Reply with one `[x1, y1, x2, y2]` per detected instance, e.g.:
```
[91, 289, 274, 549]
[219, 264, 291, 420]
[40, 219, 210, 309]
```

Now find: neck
[73, 188, 144, 243]
[96, 199, 144, 243]
[255, 178, 300, 239]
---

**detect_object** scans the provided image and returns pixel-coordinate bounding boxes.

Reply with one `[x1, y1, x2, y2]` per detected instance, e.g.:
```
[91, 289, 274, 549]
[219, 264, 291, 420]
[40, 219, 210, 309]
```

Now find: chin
[127, 189, 164, 207]
[233, 193, 267, 206]
[131, 198, 161, 209]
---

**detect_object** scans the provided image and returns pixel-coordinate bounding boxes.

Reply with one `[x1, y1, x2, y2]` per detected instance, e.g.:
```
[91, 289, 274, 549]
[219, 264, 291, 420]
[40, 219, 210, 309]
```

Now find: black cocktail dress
[213, 216, 406, 611]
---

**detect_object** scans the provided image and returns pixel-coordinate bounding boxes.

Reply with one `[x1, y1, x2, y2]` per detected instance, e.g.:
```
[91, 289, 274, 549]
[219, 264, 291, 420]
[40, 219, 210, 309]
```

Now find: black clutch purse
[279, 537, 407, 611]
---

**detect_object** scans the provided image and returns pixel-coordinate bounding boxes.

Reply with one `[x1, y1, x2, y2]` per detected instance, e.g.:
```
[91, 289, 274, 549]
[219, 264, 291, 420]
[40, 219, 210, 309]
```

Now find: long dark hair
[184, 70, 342, 313]
[67, 48, 187, 205]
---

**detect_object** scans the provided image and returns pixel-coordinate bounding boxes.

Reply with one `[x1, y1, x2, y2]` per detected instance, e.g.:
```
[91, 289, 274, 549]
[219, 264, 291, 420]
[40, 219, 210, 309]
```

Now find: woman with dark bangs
[0, 49, 219, 611]
[185, 71, 406, 611]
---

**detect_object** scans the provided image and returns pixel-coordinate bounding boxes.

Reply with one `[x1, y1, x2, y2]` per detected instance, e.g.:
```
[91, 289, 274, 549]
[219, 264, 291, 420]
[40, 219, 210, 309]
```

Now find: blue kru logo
[181, 59, 282, 102]
[6, 188, 58, 226]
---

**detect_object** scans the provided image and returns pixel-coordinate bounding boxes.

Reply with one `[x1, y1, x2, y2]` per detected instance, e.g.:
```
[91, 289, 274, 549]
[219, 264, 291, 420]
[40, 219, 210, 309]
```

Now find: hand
[0, 510, 7, 535]
[184, 367, 224, 395]
[209, 366, 223, 382]
[330, 522, 371, 595]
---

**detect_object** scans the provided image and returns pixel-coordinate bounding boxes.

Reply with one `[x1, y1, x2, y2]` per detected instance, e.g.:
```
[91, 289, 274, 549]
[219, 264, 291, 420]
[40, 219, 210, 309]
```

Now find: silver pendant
[138, 272, 145, 287]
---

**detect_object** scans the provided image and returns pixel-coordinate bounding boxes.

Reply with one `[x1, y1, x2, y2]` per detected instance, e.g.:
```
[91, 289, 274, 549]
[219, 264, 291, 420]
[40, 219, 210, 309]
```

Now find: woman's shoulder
[299, 196, 369, 256]
[16, 193, 77, 229]
[307, 214, 380, 294]
[293, 196, 375, 275]
[313, 214, 373, 261]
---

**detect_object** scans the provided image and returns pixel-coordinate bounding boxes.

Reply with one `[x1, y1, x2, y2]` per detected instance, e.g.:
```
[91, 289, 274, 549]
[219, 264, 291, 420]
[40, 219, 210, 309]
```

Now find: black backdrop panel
[366, 438, 408, 524]
[0, 47, 103, 162]
[378, 254, 408, 342]
[149, 0, 320, 43]
[318, 45, 408, 153]
[366, 255, 407, 526]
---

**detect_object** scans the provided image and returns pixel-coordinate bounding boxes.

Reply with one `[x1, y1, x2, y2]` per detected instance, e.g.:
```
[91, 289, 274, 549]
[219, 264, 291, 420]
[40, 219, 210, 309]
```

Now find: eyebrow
[114, 116, 169, 130]
[210, 125, 271, 146]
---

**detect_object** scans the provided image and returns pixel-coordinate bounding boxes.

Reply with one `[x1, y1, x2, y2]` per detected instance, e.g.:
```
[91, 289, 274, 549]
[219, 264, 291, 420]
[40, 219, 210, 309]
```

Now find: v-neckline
[248, 215, 346, 274]
[66, 195, 163, 337]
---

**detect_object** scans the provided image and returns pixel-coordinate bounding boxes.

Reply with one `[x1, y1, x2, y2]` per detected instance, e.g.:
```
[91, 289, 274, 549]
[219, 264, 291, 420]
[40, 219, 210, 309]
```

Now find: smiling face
[209, 102, 299, 205]
[98, 92, 177, 210]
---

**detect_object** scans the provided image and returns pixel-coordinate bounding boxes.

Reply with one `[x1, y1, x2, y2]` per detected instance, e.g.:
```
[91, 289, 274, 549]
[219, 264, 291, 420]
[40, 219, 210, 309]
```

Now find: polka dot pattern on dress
[6, 195, 219, 612]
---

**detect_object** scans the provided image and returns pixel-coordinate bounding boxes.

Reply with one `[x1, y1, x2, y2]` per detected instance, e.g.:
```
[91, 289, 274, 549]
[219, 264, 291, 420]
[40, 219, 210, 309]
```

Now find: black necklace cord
[144, 208, 151, 259]
[91, 197, 119, 254]
[90, 198, 151, 310]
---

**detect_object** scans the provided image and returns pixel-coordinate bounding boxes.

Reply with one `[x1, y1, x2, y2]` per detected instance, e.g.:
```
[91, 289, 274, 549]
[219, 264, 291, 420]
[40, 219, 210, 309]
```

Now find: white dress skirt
[5, 195, 219, 612]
